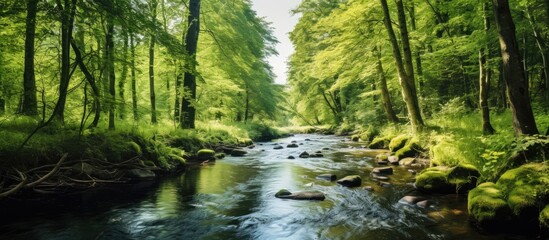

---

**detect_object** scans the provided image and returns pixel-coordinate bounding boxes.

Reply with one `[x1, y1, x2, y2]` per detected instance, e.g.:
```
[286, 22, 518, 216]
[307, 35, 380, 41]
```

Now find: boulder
[399, 196, 427, 205]
[415, 164, 480, 194]
[417, 200, 433, 208]
[274, 145, 284, 150]
[275, 189, 325, 201]
[394, 139, 422, 159]
[369, 137, 391, 149]
[389, 135, 410, 152]
[287, 143, 299, 148]
[372, 174, 389, 181]
[337, 175, 362, 187]
[299, 151, 310, 158]
[317, 174, 337, 181]
[399, 158, 417, 166]
[288, 156, 295, 159]
[388, 156, 399, 165]
[372, 167, 393, 175]
[291, 140, 298, 143]
[196, 149, 216, 161]
[468, 182, 511, 229]
[309, 153, 324, 158]
[230, 148, 247, 157]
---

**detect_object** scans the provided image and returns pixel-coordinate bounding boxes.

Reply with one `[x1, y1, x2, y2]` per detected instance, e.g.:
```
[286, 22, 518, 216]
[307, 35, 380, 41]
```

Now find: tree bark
[492, 0, 539, 135]
[130, 32, 138, 121]
[106, 15, 115, 130]
[480, 1, 495, 135]
[180, 0, 201, 129]
[380, 0, 424, 131]
[119, 29, 128, 120]
[375, 46, 399, 123]
[52, 0, 76, 124]
[22, 0, 39, 116]
[149, 0, 158, 124]
[70, 39, 100, 128]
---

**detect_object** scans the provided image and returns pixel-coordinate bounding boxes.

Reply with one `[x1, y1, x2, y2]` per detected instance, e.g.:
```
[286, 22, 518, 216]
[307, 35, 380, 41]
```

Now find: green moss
[447, 163, 480, 189]
[507, 185, 538, 217]
[468, 182, 510, 227]
[128, 141, 142, 155]
[389, 135, 410, 152]
[415, 169, 453, 193]
[197, 149, 216, 160]
[369, 136, 391, 149]
[394, 138, 422, 159]
[540, 205, 549, 228]
[359, 127, 379, 142]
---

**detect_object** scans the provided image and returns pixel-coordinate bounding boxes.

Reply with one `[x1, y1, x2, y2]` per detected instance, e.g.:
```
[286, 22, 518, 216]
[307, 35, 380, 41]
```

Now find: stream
[0, 134, 530, 239]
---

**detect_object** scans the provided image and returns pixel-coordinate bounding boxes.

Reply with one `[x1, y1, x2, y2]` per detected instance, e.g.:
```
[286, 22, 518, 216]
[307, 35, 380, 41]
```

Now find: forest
[1, 0, 549, 238]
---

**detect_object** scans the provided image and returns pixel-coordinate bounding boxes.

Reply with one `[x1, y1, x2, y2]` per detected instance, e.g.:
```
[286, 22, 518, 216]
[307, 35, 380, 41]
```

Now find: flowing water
[0, 134, 531, 239]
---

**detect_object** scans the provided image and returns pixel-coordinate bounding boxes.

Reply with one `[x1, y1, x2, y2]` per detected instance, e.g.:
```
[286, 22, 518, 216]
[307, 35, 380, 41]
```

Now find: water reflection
[0, 134, 531, 240]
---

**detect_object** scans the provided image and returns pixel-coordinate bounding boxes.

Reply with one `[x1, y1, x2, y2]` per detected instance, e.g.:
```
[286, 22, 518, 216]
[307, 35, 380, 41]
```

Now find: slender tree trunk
[53, 0, 76, 124]
[22, 0, 39, 116]
[408, 0, 424, 96]
[492, 0, 539, 135]
[180, 0, 201, 129]
[106, 15, 115, 130]
[71, 39, 100, 128]
[525, 8, 549, 105]
[375, 46, 399, 123]
[480, 1, 495, 135]
[244, 86, 249, 123]
[130, 32, 138, 121]
[149, 0, 158, 124]
[380, 0, 424, 131]
[119, 30, 128, 119]
[174, 72, 182, 123]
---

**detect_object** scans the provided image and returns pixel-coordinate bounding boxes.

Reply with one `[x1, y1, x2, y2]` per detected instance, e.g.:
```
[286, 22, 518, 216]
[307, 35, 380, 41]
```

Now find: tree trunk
[480, 1, 495, 135]
[492, 0, 539, 135]
[408, 0, 424, 96]
[149, 0, 158, 124]
[106, 15, 115, 130]
[380, 0, 424, 131]
[22, 0, 39, 116]
[180, 0, 201, 129]
[52, 0, 76, 124]
[70, 39, 100, 128]
[244, 85, 249, 123]
[525, 7, 549, 106]
[375, 46, 399, 123]
[119, 29, 128, 120]
[130, 32, 138, 121]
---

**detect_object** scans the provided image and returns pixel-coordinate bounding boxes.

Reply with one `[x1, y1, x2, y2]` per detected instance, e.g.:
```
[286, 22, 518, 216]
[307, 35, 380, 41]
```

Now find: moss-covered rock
[369, 136, 391, 149]
[540, 205, 549, 229]
[360, 127, 379, 142]
[394, 138, 422, 159]
[415, 164, 479, 194]
[467, 163, 549, 231]
[389, 135, 410, 152]
[275, 189, 292, 198]
[468, 182, 511, 229]
[196, 149, 216, 161]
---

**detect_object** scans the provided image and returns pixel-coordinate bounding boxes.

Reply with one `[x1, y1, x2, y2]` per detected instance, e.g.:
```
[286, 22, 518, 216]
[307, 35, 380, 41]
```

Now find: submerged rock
[299, 151, 310, 158]
[230, 148, 247, 157]
[399, 195, 427, 205]
[317, 174, 337, 181]
[288, 156, 295, 159]
[372, 167, 393, 175]
[337, 175, 362, 187]
[275, 189, 325, 201]
[372, 174, 389, 181]
[309, 153, 324, 158]
[287, 143, 299, 148]
[274, 145, 284, 150]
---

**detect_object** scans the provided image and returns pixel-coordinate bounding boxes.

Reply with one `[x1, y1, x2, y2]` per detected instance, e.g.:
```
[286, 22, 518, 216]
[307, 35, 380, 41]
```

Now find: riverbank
[0, 118, 287, 198]
[339, 110, 549, 234]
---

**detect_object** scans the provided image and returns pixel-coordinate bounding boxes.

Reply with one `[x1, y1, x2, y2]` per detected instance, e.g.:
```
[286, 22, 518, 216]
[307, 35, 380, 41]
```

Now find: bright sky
[251, 0, 301, 85]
